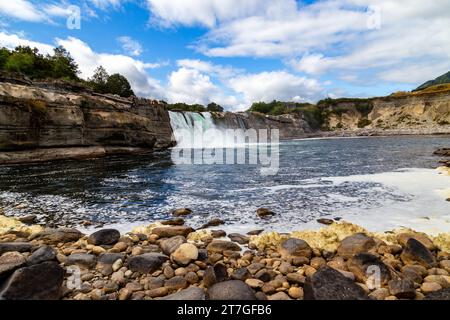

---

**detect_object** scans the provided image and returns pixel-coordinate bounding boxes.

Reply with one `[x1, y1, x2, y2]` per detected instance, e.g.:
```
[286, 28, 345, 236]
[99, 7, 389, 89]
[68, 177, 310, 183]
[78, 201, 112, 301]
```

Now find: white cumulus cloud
[117, 36, 143, 56]
[229, 71, 324, 109]
[0, 0, 46, 22]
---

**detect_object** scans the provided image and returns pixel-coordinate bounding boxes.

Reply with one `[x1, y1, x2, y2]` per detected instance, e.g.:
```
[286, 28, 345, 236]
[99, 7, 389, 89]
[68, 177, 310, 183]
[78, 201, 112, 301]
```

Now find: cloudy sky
[0, 0, 449, 110]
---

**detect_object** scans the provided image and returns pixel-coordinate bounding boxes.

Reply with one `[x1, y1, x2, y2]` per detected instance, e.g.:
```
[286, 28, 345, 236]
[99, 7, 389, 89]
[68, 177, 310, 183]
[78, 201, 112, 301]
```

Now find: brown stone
[164, 276, 188, 291]
[0, 252, 26, 277]
[388, 279, 416, 299]
[397, 232, 436, 251]
[400, 238, 437, 268]
[337, 233, 376, 258]
[206, 240, 241, 253]
[152, 226, 193, 238]
[310, 257, 326, 269]
[206, 280, 256, 300]
[278, 238, 312, 259]
[161, 218, 185, 226]
[29, 228, 83, 245]
[172, 208, 192, 217]
[347, 253, 392, 285]
[256, 208, 275, 218]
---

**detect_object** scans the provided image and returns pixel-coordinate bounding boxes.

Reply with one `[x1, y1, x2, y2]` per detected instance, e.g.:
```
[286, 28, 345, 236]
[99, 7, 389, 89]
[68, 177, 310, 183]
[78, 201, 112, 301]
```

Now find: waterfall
[169, 111, 249, 148]
[169, 111, 218, 148]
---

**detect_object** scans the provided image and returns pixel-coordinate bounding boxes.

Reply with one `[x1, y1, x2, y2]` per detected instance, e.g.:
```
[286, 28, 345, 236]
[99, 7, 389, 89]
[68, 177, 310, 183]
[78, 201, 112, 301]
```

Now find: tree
[105, 73, 134, 98]
[249, 102, 269, 113]
[4, 46, 36, 75]
[207, 102, 224, 112]
[89, 66, 109, 93]
[1, 45, 80, 81]
[0, 47, 11, 70]
[270, 104, 286, 115]
[51, 46, 79, 80]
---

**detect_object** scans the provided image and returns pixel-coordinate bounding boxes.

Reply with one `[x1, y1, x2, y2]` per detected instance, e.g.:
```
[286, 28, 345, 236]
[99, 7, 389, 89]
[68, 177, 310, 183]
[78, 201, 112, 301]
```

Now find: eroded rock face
[0, 80, 174, 164]
[304, 266, 368, 300]
[211, 112, 313, 140]
[0, 261, 65, 300]
[206, 280, 256, 300]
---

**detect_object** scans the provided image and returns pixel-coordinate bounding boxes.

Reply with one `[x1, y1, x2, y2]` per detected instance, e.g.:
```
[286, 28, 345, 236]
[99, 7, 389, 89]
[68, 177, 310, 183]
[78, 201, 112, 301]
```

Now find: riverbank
[1, 212, 449, 300]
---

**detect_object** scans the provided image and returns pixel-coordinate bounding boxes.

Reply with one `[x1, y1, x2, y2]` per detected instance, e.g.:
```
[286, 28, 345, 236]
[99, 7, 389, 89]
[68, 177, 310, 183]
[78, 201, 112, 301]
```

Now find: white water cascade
[169, 111, 278, 150]
[169, 111, 249, 149]
[169, 112, 216, 148]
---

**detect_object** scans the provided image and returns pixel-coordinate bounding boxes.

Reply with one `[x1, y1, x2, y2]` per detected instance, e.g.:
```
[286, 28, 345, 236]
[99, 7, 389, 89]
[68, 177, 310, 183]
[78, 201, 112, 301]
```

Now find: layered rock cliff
[211, 111, 313, 139]
[0, 76, 173, 164]
[322, 91, 450, 134]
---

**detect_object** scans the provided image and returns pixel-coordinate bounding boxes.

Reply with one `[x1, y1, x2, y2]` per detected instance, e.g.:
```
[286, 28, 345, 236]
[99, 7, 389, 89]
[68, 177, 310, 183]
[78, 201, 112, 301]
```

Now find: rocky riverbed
[1, 210, 450, 301]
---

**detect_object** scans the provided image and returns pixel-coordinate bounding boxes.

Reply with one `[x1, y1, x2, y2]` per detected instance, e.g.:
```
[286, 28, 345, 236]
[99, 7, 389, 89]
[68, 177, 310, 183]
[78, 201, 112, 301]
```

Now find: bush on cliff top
[0, 46, 135, 98]
[166, 103, 206, 112]
[87, 66, 134, 98]
[0, 46, 79, 81]
[247, 101, 324, 129]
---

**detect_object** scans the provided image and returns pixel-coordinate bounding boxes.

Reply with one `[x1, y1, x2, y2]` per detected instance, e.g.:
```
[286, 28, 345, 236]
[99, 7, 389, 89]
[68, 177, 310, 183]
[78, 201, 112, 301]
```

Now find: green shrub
[166, 103, 206, 112]
[0, 46, 136, 98]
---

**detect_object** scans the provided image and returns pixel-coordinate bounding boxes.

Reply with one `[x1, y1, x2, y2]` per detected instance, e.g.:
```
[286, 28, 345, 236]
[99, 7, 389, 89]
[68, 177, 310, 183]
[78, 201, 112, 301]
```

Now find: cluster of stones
[0, 213, 450, 300]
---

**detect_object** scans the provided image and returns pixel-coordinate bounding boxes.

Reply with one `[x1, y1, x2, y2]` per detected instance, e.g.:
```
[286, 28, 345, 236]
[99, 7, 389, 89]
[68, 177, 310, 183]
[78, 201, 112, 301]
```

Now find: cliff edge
[0, 75, 174, 164]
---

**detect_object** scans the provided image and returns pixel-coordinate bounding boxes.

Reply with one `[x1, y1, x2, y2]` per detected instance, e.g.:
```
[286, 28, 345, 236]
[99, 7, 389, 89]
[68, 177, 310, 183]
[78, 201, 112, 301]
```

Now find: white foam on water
[320, 168, 450, 234]
[91, 168, 449, 236]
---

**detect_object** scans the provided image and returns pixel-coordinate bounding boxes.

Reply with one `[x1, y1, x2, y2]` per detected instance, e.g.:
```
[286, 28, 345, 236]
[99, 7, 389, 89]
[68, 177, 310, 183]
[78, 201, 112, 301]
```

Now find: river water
[0, 133, 449, 235]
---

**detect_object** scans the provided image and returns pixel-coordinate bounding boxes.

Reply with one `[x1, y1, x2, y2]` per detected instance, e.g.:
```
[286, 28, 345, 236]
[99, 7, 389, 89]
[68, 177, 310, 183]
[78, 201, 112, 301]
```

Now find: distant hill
[414, 71, 450, 91]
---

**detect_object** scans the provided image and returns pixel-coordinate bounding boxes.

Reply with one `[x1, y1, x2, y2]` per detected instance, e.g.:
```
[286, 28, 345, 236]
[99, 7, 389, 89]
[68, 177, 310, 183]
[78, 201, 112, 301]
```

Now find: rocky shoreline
[0, 149, 448, 300]
[1, 210, 449, 301]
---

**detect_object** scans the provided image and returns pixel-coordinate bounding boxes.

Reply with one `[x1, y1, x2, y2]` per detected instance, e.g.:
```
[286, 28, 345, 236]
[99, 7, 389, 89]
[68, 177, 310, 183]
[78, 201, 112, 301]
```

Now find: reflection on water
[0, 135, 448, 231]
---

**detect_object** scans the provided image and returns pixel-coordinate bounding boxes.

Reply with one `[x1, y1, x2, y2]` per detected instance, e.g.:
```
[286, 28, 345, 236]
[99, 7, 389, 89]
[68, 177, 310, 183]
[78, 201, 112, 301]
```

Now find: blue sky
[0, 0, 449, 110]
